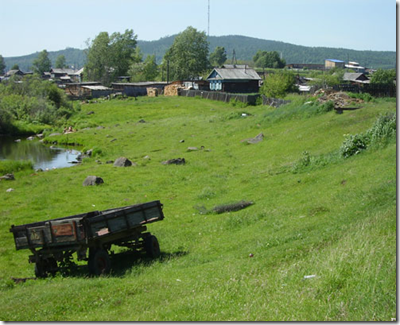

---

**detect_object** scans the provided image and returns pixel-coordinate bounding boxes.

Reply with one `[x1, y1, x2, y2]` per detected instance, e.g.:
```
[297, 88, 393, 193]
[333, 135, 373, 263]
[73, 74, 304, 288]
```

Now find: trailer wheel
[88, 249, 111, 276]
[144, 235, 160, 258]
[35, 258, 57, 278]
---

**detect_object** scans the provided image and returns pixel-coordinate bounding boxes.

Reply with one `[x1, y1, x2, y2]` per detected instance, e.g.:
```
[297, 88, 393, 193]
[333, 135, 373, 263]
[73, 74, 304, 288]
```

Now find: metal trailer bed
[9, 200, 164, 277]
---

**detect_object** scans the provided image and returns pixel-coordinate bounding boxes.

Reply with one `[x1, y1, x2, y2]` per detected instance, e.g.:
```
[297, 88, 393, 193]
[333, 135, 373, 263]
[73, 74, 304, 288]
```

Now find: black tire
[34, 258, 58, 278]
[88, 249, 111, 276]
[144, 235, 160, 258]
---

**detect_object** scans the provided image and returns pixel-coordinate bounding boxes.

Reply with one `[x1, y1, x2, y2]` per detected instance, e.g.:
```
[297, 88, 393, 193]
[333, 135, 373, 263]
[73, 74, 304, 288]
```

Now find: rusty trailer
[9, 200, 164, 277]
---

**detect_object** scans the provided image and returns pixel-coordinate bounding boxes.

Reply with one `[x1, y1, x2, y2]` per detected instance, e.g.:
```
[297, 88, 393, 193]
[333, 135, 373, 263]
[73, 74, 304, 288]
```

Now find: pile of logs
[164, 84, 181, 96]
[147, 88, 159, 97]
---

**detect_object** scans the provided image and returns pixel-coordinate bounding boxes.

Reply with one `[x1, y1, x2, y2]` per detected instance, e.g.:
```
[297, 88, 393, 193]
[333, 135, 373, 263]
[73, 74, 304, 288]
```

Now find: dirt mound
[317, 90, 363, 109]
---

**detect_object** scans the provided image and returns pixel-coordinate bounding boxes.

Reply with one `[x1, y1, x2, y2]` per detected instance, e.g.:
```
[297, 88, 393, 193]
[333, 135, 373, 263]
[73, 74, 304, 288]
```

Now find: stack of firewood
[147, 88, 159, 97]
[164, 84, 181, 96]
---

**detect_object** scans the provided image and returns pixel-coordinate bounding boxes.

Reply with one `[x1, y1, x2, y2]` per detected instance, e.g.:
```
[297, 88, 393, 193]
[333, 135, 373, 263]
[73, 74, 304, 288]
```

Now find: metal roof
[207, 67, 261, 81]
[82, 85, 111, 91]
[326, 59, 345, 63]
[343, 73, 368, 81]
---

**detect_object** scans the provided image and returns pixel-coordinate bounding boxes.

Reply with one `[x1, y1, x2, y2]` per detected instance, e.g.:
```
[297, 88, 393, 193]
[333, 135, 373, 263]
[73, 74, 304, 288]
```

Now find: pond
[0, 136, 81, 170]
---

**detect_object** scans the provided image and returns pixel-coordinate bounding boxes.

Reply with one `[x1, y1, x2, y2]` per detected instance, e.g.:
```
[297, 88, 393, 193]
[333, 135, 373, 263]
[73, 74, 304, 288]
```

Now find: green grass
[0, 95, 396, 321]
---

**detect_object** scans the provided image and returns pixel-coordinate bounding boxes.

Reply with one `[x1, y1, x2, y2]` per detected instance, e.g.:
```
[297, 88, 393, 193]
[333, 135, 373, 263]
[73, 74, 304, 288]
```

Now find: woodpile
[164, 84, 181, 96]
[147, 88, 159, 97]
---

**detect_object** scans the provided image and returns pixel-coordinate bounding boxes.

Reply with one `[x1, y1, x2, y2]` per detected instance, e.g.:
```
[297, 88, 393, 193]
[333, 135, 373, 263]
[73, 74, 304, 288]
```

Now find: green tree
[55, 55, 67, 69]
[85, 29, 137, 85]
[370, 69, 396, 86]
[0, 55, 5, 75]
[32, 50, 52, 75]
[163, 26, 209, 80]
[11, 64, 20, 70]
[253, 50, 286, 69]
[209, 46, 227, 67]
[142, 55, 158, 81]
[260, 70, 298, 98]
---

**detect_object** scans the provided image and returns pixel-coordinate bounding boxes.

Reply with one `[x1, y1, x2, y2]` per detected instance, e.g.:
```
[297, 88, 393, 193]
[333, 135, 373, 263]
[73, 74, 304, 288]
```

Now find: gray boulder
[113, 157, 134, 167]
[83, 176, 104, 186]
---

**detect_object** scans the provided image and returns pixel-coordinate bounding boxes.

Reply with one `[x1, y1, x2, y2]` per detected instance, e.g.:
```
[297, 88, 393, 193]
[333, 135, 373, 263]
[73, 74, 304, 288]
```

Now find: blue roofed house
[325, 59, 345, 69]
[206, 65, 261, 93]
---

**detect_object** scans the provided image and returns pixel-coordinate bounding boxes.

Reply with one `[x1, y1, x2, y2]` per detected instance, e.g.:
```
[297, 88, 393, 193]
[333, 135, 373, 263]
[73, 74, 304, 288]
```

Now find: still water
[0, 136, 81, 170]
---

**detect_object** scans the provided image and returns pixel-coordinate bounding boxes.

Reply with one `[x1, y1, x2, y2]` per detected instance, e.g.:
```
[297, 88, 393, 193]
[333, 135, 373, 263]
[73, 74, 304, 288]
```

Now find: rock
[87, 111, 95, 115]
[48, 133, 62, 137]
[0, 173, 15, 181]
[86, 149, 93, 157]
[242, 133, 264, 144]
[6, 188, 14, 192]
[180, 139, 185, 143]
[143, 155, 151, 160]
[82, 176, 104, 186]
[26, 136, 35, 141]
[106, 160, 114, 164]
[96, 126, 105, 129]
[14, 139, 21, 142]
[138, 119, 146, 123]
[113, 157, 133, 167]
[110, 138, 117, 142]
[187, 147, 198, 151]
[162, 158, 186, 165]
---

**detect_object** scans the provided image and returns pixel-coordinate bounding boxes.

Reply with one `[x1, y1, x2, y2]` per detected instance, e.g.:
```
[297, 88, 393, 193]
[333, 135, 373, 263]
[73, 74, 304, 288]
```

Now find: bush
[339, 133, 370, 158]
[339, 113, 396, 158]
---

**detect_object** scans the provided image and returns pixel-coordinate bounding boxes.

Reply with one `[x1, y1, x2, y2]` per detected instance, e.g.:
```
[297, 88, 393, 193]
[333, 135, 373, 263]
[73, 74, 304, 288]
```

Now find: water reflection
[0, 136, 81, 170]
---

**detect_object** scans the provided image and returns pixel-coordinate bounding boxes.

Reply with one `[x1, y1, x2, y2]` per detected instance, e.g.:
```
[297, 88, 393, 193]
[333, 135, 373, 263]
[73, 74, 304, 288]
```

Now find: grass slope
[0, 96, 396, 321]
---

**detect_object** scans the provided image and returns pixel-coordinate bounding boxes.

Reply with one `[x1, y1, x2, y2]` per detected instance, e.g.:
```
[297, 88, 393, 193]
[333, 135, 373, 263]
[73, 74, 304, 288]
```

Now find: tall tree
[253, 50, 285, 69]
[142, 55, 158, 81]
[163, 26, 209, 80]
[84, 29, 137, 85]
[55, 55, 67, 69]
[32, 50, 52, 75]
[260, 70, 297, 98]
[370, 69, 396, 86]
[0, 55, 5, 75]
[209, 46, 227, 67]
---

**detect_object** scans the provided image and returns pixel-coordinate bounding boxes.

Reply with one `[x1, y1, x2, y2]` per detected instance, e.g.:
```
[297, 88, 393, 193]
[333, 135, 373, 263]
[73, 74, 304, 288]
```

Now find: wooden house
[343, 73, 370, 84]
[206, 65, 261, 93]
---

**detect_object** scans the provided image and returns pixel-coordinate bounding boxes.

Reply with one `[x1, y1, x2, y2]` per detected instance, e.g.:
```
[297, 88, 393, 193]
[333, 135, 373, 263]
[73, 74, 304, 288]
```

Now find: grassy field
[0, 94, 396, 321]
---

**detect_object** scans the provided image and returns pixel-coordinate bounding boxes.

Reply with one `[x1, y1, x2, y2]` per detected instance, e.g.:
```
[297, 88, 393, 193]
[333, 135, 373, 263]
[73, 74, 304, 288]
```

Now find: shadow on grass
[55, 250, 188, 279]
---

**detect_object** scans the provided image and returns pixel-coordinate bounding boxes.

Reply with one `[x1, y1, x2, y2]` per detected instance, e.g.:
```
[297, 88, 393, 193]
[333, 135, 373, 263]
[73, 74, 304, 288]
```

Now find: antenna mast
[208, 0, 210, 37]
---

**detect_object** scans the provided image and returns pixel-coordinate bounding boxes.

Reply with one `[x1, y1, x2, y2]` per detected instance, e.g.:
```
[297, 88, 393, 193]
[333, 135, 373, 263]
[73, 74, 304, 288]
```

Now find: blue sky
[0, 0, 397, 57]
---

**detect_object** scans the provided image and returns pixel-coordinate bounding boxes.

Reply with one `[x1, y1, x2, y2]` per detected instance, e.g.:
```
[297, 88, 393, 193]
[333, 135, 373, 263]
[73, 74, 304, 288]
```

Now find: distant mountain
[4, 48, 86, 72]
[3, 35, 396, 72]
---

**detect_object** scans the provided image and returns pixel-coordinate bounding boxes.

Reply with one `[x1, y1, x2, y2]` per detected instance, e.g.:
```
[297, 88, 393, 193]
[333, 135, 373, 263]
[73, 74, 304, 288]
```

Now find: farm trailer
[9, 200, 165, 277]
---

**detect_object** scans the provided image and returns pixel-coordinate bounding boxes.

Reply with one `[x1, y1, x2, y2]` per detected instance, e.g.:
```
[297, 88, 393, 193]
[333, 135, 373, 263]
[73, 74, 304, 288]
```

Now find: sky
[0, 0, 397, 57]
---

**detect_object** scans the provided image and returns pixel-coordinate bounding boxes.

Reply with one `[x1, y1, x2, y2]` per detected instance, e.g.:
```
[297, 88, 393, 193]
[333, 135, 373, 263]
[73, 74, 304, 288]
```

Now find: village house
[343, 72, 370, 84]
[325, 59, 346, 69]
[206, 65, 261, 93]
[50, 68, 84, 83]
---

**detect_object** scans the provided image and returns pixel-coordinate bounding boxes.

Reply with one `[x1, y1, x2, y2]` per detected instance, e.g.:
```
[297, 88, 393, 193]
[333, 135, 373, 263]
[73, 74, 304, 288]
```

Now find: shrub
[339, 133, 370, 158]
[339, 113, 396, 158]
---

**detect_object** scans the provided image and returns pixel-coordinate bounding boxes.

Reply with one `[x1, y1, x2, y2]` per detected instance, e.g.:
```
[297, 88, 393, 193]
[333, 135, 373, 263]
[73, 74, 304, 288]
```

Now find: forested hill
[4, 35, 396, 72]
